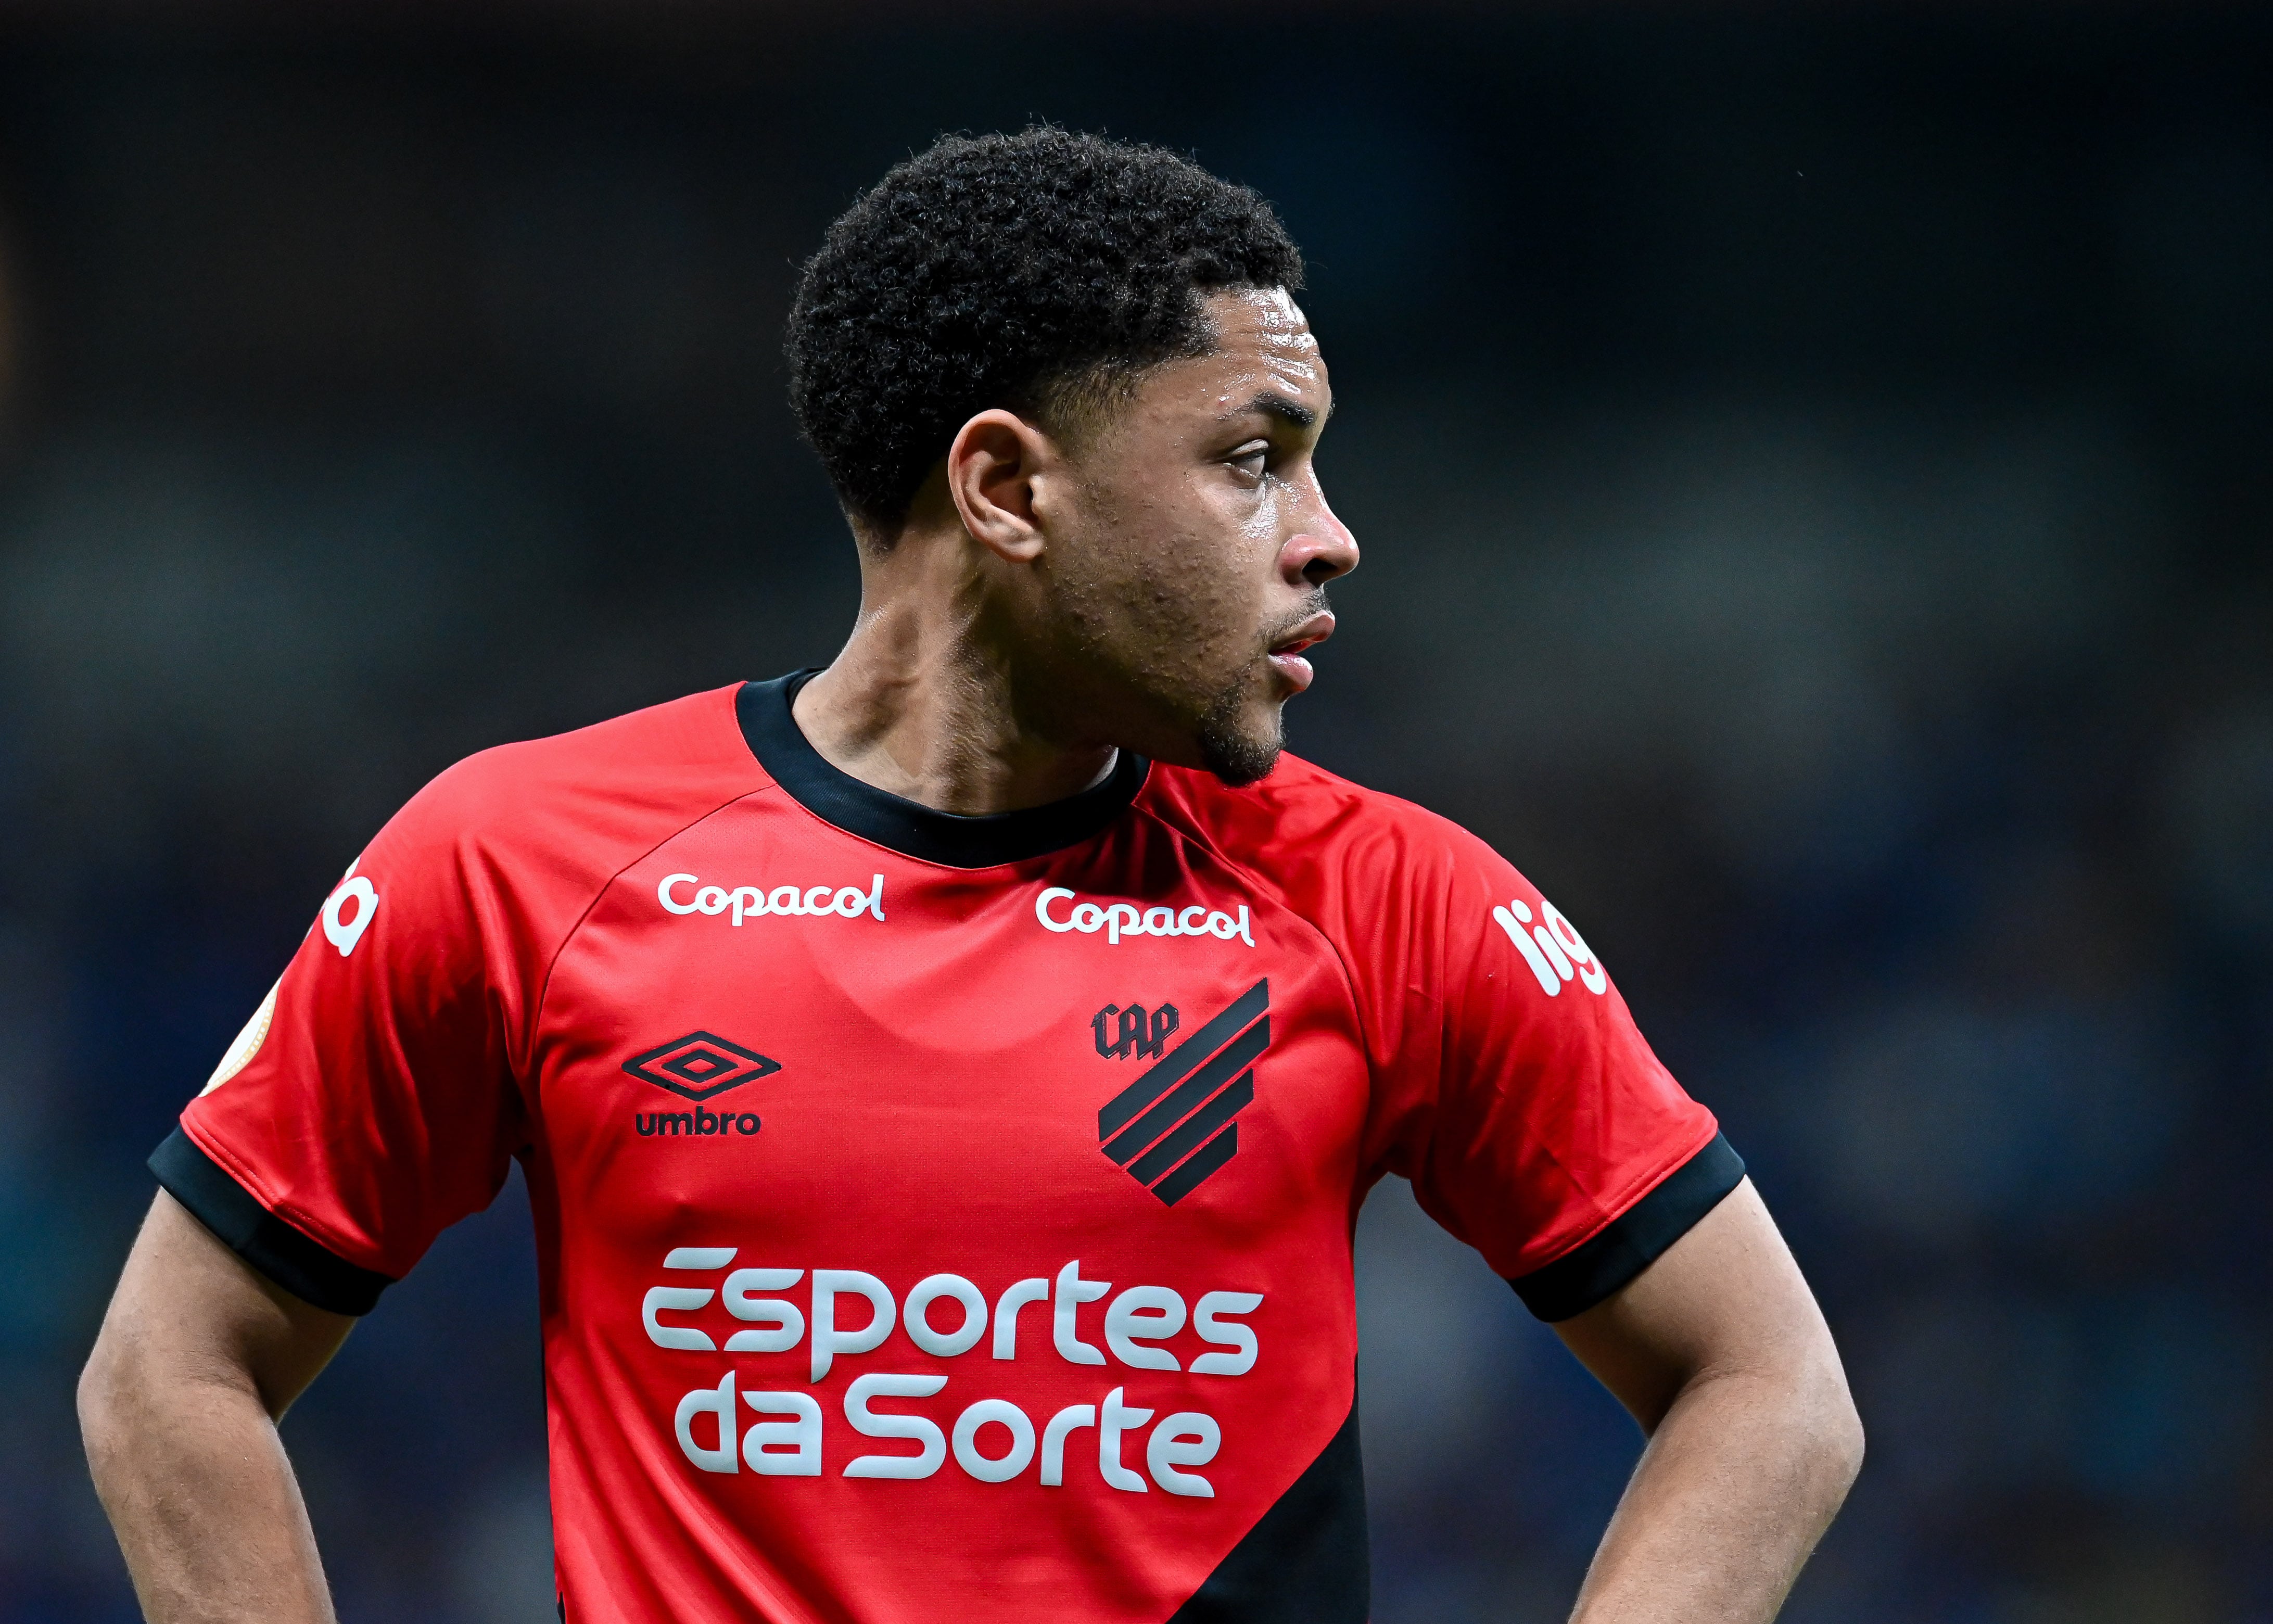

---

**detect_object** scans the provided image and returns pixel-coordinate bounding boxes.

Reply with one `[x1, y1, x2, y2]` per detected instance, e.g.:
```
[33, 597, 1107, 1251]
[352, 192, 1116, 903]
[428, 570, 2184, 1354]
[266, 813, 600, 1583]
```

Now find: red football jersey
[155, 674, 1738, 1624]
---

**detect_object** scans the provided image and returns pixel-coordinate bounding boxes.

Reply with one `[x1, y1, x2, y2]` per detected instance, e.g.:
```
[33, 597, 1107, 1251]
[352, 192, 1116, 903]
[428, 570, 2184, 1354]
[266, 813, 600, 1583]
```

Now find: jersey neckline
[734, 672, 1152, 869]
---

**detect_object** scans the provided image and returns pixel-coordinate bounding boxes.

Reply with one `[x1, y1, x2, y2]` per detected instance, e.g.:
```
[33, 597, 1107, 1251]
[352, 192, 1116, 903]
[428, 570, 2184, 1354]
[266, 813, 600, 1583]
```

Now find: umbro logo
[623, 1031, 782, 1102]
[1096, 979, 1267, 1206]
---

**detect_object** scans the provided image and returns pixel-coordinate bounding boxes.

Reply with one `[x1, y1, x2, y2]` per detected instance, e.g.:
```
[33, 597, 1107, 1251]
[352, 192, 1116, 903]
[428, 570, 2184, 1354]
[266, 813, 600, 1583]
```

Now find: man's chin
[1193, 692, 1286, 787]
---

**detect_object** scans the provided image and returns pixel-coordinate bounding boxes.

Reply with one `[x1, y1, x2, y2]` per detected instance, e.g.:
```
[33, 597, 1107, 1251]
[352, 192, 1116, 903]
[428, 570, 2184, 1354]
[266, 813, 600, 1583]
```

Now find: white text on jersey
[322, 862, 379, 956]
[1491, 895, 1608, 996]
[1034, 887, 1253, 946]
[646, 1250, 1259, 1497]
[659, 873, 886, 925]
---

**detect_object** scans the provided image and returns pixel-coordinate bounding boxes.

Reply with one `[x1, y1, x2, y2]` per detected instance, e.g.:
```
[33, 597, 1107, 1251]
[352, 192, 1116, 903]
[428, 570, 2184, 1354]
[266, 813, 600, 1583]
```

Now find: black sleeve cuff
[1507, 1132, 1746, 1323]
[149, 1127, 396, 1316]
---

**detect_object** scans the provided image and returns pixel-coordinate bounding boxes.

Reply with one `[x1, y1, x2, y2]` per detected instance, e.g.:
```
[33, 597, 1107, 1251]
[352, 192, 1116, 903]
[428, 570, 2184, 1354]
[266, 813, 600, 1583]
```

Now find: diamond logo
[622, 1031, 781, 1102]
[1097, 979, 1267, 1206]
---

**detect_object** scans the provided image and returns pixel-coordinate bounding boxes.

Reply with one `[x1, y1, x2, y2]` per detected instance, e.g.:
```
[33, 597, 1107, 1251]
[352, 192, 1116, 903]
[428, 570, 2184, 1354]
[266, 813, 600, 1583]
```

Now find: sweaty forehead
[1197, 288, 1326, 414]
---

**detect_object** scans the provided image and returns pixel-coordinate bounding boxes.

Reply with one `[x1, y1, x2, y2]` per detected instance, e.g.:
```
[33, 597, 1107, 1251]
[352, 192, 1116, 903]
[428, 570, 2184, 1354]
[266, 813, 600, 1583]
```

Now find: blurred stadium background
[1, 6, 2269, 1621]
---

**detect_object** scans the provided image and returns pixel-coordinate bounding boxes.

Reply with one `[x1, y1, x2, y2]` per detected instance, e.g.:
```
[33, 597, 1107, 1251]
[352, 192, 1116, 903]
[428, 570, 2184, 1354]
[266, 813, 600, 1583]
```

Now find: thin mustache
[1266, 589, 1334, 645]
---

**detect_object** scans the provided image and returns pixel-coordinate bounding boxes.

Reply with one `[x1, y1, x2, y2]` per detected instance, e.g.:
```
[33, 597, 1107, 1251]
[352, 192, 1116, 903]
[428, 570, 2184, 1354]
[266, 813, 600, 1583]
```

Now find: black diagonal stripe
[1129, 1073, 1254, 1185]
[1166, 1394, 1367, 1621]
[1104, 1018, 1268, 1166]
[1152, 1123, 1239, 1207]
[1099, 978, 1269, 1140]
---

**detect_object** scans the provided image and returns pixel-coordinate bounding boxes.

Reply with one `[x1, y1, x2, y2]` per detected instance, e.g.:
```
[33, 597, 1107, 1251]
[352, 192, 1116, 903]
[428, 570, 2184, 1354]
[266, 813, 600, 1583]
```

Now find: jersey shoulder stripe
[1509, 1132, 1745, 1320]
[151, 1126, 396, 1314]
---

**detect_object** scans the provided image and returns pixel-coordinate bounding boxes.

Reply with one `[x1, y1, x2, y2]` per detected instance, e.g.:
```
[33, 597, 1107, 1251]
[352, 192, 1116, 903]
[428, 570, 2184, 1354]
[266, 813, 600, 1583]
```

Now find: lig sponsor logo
[1491, 896, 1608, 997]
[1034, 886, 1253, 946]
[659, 872, 885, 925]
[642, 1249, 1262, 1496]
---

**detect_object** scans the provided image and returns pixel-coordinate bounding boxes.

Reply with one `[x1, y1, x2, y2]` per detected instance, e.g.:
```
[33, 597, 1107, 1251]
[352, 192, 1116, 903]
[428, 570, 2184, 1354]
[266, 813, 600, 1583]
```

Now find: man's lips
[1266, 611, 1336, 691]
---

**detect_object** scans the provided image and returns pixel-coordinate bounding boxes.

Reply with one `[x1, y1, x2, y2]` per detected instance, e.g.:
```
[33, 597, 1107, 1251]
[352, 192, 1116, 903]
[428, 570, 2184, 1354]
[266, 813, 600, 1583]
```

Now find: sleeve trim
[149, 1127, 396, 1316]
[1506, 1133, 1746, 1323]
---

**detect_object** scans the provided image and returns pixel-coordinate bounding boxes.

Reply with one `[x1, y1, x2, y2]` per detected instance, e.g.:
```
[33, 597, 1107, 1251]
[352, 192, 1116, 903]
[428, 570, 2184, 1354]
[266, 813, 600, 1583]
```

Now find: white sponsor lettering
[658, 872, 885, 924]
[646, 1250, 1261, 1377]
[723, 1267, 804, 1353]
[1189, 1291, 1263, 1376]
[1052, 1260, 1110, 1365]
[674, 1373, 827, 1476]
[904, 1274, 988, 1357]
[1146, 1413, 1222, 1498]
[1041, 1401, 1091, 1483]
[953, 1399, 1036, 1483]
[1104, 1286, 1185, 1372]
[667, 1247, 737, 1269]
[675, 1371, 739, 1473]
[654, 1249, 1262, 1497]
[744, 1390, 823, 1476]
[843, 1373, 948, 1479]
[321, 864, 379, 957]
[1491, 895, 1609, 997]
[644, 1284, 717, 1351]
[991, 1277, 1050, 1360]
[1040, 1404, 1095, 1487]
[1098, 1386, 1153, 1492]
[809, 1270, 897, 1381]
[1033, 886, 1251, 946]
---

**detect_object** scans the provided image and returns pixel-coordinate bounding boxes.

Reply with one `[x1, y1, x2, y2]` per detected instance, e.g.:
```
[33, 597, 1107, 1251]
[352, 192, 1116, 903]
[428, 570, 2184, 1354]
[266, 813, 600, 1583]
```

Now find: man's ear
[945, 409, 1061, 563]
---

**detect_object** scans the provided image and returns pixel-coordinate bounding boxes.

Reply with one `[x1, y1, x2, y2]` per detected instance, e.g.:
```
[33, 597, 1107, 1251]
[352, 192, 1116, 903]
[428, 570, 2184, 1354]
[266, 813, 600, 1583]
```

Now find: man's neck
[790, 542, 1118, 818]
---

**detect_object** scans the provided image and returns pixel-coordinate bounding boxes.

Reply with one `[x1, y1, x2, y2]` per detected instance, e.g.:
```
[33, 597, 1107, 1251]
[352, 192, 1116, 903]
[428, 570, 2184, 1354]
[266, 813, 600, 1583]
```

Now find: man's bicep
[1550, 1179, 1835, 1434]
[100, 1191, 355, 1420]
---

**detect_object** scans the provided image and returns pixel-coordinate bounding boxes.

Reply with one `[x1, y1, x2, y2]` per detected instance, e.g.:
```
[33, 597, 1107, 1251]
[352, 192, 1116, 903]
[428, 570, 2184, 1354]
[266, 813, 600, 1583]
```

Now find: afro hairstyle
[785, 127, 1304, 536]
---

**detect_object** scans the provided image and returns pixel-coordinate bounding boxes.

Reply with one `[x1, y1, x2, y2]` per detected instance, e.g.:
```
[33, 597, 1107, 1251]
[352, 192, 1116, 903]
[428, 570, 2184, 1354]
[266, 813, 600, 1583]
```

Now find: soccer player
[79, 129, 1861, 1623]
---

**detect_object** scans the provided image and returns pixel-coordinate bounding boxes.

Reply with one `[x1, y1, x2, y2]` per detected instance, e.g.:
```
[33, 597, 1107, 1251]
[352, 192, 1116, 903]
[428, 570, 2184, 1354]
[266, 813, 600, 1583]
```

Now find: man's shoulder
[370, 682, 769, 878]
[1142, 752, 1500, 901]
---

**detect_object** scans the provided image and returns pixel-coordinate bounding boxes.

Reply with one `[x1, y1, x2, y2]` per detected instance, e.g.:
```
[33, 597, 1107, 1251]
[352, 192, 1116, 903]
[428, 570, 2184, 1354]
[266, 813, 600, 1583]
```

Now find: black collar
[735, 673, 1150, 869]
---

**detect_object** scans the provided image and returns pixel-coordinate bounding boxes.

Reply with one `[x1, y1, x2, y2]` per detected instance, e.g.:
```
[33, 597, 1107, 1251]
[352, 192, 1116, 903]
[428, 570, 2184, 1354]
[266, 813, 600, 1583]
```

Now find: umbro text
[637, 1108, 763, 1137]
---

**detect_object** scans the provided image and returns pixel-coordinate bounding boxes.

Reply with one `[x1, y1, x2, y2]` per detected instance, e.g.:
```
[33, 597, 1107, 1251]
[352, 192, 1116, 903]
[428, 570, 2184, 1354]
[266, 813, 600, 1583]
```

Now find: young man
[80, 130, 1861, 1623]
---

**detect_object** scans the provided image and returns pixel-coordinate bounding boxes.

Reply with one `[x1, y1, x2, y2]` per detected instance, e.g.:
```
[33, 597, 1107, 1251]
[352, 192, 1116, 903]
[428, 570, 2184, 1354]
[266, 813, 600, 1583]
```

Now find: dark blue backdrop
[1, 8, 2268, 1620]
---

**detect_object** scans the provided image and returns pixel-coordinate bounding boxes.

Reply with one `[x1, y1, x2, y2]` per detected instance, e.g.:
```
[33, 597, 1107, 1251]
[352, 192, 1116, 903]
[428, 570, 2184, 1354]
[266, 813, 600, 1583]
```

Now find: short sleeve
[1383, 836, 1742, 1322]
[154, 766, 532, 1314]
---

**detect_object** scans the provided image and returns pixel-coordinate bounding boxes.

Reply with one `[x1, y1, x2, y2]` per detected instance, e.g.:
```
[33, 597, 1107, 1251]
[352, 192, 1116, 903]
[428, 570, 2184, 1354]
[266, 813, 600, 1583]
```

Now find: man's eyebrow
[1228, 391, 1323, 431]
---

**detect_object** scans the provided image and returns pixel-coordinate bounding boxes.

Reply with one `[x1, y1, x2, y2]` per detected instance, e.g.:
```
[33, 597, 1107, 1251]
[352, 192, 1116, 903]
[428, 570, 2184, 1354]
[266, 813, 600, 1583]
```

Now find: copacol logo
[1096, 980, 1267, 1206]
[626, 1032, 781, 1139]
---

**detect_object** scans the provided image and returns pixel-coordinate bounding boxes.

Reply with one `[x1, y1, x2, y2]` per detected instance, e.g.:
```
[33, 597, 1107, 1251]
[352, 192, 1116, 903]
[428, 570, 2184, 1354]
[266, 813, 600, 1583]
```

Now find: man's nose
[1281, 499, 1360, 587]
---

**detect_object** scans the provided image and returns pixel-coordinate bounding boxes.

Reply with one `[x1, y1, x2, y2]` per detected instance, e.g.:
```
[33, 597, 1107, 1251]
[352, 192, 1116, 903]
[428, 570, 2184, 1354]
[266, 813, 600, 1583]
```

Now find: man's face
[1034, 288, 1358, 784]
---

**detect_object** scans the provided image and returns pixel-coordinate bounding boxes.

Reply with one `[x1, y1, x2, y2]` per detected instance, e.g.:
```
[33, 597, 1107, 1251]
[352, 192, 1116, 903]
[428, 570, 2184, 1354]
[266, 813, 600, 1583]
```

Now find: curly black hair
[786, 128, 1305, 535]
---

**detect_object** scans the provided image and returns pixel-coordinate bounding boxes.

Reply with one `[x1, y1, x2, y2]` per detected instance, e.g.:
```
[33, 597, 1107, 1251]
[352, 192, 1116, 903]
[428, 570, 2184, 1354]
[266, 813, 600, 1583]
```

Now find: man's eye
[1229, 447, 1269, 479]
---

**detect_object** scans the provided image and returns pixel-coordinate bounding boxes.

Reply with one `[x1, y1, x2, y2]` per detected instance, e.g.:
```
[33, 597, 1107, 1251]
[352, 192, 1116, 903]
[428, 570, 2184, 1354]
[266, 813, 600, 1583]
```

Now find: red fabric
[180, 683, 1717, 1623]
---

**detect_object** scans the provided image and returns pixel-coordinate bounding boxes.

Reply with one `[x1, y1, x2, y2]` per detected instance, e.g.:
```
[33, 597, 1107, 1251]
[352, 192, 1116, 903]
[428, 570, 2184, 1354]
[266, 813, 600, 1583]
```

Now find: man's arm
[79, 1190, 354, 1624]
[1553, 1178, 1863, 1624]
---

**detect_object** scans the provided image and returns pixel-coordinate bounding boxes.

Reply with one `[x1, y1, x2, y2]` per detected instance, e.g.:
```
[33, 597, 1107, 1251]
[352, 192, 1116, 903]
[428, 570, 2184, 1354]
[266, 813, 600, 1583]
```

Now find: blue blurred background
[1, 6, 2269, 1621]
